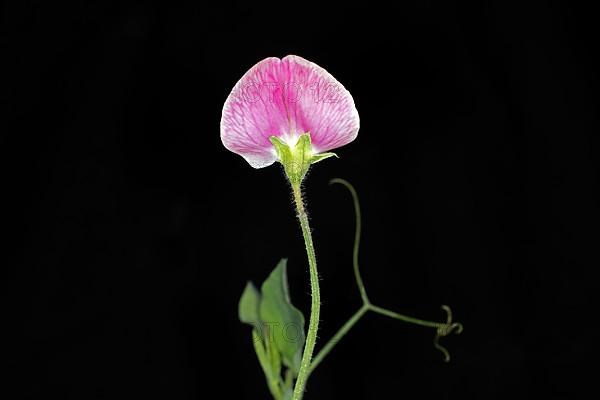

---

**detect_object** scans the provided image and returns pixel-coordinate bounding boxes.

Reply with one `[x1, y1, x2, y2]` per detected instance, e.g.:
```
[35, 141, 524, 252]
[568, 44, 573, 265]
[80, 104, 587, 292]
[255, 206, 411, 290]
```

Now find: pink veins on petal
[220, 55, 360, 168]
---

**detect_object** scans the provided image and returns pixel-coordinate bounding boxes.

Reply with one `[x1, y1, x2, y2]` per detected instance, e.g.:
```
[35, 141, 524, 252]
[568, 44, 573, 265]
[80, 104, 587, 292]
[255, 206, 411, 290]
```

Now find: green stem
[368, 304, 447, 329]
[329, 178, 369, 303]
[308, 304, 369, 376]
[307, 303, 448, 375]
[291, 184, 320, 400]
[302, 179, 460, 376]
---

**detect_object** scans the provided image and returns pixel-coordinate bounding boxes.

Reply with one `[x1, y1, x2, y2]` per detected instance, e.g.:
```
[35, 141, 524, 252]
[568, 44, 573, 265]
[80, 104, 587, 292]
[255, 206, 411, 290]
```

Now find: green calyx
[270, 133, 337, 185]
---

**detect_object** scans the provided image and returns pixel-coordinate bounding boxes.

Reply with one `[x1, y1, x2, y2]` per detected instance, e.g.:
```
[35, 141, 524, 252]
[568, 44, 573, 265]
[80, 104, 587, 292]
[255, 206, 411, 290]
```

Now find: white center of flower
[279, 132, 301, 148]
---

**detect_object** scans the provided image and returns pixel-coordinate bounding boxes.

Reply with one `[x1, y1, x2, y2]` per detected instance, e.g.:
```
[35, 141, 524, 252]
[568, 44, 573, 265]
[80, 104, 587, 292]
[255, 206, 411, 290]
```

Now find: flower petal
[220, 55, 359, 168]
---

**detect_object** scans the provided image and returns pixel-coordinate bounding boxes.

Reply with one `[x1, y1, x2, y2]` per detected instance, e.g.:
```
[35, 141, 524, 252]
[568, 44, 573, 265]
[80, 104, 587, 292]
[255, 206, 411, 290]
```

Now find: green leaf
[252, 329, 283, 400]
[311, 152, 338, 164]
[239, 281, 261, 326]
[265, 328, 282, 380]
[259, 258, 306, 374]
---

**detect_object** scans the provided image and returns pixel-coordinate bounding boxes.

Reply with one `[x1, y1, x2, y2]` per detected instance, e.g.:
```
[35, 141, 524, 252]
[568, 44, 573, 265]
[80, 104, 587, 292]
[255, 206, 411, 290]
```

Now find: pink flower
[221, 55, 360, 168]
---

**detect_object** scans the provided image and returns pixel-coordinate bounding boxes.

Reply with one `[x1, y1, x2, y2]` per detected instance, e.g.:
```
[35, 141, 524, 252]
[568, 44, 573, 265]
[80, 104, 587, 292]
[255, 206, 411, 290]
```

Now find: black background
[3, 1, 598, 399]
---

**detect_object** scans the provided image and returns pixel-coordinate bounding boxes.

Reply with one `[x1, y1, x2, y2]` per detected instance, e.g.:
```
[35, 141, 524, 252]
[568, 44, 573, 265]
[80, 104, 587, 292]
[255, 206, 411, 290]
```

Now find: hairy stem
[291, 184, 320, 400]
